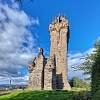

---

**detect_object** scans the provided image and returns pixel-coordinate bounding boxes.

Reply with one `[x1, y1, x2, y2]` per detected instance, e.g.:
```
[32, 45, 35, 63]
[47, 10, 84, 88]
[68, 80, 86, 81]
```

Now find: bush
[69, 77, 90, 89]
[92, 90, 100, 100]
[73, 91, 91, 100]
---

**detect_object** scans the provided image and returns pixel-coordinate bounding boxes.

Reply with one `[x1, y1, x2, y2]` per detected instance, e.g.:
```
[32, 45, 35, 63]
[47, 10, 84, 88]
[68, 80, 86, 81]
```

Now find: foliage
[69, 77, 90, 90]
[72, 54, 95, 81]
[72, 39, 100, 99]
[72, 40, 100, 81]
[15, 0, 33, 3]
[72, 91, 91, 100]
[92, 90, 100, 100]
[91, 40, 100, 99]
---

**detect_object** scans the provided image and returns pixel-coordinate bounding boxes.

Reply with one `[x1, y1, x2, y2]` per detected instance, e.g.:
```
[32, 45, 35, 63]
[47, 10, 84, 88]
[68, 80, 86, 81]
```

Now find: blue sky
[0, 0, 100, 84]
[22, 0, 100, 54]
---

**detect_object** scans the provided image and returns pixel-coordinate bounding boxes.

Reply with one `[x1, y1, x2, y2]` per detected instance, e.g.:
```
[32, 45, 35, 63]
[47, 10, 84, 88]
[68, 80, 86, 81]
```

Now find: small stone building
[28, 15, 71, 90]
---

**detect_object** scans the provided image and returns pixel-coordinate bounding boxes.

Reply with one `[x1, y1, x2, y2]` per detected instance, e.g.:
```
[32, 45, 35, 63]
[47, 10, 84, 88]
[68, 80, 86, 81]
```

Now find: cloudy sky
[0, 0, 100, 85]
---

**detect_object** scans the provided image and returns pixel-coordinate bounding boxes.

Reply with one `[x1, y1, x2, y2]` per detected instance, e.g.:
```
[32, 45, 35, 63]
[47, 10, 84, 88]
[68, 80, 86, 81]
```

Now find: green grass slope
[0, 89, 91, 100]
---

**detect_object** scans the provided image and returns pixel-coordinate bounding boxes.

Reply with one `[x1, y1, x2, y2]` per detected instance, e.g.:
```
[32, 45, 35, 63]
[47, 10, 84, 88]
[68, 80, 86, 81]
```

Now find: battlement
[49, 15, 68, 32]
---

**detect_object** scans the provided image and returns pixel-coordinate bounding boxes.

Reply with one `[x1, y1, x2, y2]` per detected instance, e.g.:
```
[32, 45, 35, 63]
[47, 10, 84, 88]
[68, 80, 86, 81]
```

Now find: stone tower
[49, 16, 71, 90]
[28, 15, 71, 90]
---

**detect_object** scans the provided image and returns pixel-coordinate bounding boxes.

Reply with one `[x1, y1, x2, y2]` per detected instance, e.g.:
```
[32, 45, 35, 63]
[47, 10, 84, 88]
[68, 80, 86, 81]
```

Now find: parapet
[49, 15, 69, 32]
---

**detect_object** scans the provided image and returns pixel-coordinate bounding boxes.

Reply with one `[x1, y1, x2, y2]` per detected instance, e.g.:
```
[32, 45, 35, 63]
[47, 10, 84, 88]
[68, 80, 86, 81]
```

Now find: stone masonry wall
[28, 15, 71, 90]
[28, 48, 45, 90]
[49, 16, 71, 90]
[44, 57, 56, 90]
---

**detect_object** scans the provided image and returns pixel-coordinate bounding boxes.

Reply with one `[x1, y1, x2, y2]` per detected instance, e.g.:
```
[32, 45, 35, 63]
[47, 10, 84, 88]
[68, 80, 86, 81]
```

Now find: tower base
[63, 81, 71, 90]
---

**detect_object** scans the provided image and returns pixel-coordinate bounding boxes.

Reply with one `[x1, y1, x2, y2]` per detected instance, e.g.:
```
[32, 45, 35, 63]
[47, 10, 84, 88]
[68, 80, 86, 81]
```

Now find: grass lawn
[0, 88, 91, 100]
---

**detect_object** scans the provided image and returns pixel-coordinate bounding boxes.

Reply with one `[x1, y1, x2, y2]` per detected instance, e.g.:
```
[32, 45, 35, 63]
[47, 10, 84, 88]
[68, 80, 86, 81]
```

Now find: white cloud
[0, 0, 39, 84]
[0, 74, 29, 85]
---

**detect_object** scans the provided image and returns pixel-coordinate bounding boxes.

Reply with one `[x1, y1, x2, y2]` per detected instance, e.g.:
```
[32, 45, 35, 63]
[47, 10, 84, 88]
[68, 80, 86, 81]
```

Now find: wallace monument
[28, 15, 71, 90]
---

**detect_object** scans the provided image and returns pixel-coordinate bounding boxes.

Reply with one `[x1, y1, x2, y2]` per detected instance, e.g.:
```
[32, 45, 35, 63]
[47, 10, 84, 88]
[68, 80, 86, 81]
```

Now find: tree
[72, 54, 95, 81]
[91, 40, 100, 98]
[14, 0, 34, 6]
[15, 0, 33, 3]
[72, 40, 100, 81]
[72, 39, 100, 99]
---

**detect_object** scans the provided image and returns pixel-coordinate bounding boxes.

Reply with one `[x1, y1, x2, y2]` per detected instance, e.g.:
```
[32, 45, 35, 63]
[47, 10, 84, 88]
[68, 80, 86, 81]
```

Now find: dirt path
[0, 90, 14, 96]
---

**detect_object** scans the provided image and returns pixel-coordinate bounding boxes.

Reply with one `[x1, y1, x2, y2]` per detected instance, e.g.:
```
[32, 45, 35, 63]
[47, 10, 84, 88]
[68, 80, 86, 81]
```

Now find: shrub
[69, 77, 90, 89]
[73, 91, 91, 100]
[92, 90, 100, 100]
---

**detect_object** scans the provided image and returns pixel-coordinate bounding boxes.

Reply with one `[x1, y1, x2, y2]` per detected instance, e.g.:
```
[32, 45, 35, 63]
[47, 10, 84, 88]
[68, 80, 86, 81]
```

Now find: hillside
[0, 88, 91, 100]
